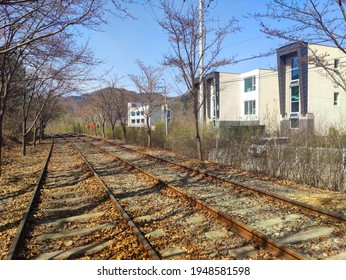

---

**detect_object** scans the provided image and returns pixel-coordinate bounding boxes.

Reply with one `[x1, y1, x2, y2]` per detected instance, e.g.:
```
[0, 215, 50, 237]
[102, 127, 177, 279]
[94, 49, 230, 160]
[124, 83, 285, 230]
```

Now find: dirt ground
[0, 139, 50, 259]
[1, 138, 345, 259]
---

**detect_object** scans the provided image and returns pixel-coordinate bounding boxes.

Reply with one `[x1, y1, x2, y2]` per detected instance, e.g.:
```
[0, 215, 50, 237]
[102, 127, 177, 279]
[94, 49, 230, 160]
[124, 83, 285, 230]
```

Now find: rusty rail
[112, 140, 346, 223]
[6, 138, 54, 260]
[66, 136, 160, 260]
[82, 136, 307, 260]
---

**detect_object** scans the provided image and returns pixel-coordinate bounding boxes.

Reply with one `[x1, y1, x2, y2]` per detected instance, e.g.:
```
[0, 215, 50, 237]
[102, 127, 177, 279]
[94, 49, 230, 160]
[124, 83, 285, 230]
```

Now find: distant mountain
[60, 87, 191, 118]
[60, 95, 85, 114]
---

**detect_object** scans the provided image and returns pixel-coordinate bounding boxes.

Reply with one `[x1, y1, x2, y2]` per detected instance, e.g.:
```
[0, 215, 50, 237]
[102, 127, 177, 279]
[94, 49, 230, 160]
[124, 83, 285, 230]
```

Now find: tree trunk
[0, 115, 3, 177]
[33, 123, 38, 147]
[194, 101, 203, 161]
[22, 118, 27, 156]
[121, 123, 127, 144]
[39, 123, 44, 141]
[147, 125, 152, 147]
[111, 124, 115, 139]
[22, 134, 27, 156]
[196, 134, 203, 161]
[101, 123, 105, 138]
[196, 135, 203, 160]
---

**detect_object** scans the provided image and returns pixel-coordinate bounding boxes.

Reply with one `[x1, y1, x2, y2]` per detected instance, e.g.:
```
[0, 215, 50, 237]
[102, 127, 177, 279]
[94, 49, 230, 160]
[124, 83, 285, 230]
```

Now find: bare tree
[94, 88, 119, 139]
[78, 98, 98, 136]
[0, 1, 132, 55]
[252, 0, 346, 91]
[105, 77, 132, 143]
[33, 95, 62, 145]
[112, 88, 131, 143]
[0, 0, 132, 175]
[156, 0, 239, 160]
[16, 28, 99, 155]
[93, 75, 132, 142]
[129, 60, 163, 147]
[90, 90, 109, 138]
[91, 97, 107, 138]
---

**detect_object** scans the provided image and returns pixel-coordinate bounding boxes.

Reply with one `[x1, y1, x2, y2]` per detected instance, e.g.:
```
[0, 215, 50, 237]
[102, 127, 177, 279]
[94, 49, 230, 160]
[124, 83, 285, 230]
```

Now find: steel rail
[65, 136, 160, 260]
[81, 137, 307, 260]
[107, 139, 346, 223]
[6, 138, 54, 260]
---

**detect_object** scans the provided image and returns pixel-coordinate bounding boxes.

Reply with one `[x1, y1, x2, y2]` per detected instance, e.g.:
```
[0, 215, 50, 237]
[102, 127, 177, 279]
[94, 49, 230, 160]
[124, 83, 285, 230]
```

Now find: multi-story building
[200, 69, 280, 134]
[128, 103, 146, 127]
[277, 41, 346, 136]
[127, 102, 170, 128]
[199, 42, 346, 136]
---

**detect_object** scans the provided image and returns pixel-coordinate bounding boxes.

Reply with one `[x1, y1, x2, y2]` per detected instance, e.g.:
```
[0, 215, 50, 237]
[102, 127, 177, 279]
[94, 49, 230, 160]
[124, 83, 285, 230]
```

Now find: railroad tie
[35, 223, 114, 241]
[278, 227, 334, 245]
[34, 240, 115, 260]
[40, 211, 106, 226]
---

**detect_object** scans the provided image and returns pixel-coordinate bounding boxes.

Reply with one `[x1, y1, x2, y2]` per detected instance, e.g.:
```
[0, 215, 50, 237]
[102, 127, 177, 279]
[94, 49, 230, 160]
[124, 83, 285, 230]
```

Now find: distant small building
[128, 103, 146, 127]
[127, 102, 170, 128]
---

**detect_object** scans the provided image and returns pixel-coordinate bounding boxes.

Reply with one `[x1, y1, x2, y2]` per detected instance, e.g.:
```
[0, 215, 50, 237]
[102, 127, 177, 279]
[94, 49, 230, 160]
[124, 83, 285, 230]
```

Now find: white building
[128, 103, 146, 127]
[200, 42, 346, 136]
[127, 102, 170, 128]
[277, 42, 346, 136]
[200, 69, 280, 134]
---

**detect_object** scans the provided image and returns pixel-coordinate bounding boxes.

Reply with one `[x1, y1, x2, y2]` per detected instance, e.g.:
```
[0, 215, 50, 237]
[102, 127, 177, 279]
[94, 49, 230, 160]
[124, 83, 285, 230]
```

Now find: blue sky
[81, 0, 284, 95]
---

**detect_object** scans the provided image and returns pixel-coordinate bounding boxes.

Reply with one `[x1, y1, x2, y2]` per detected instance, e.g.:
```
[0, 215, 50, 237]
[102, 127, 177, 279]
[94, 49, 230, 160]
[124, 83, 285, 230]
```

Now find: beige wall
[257, 69, 280, 131]
[219, 73, 241, 121]
[218, 70, 280, 133]
[308, 44, 346, 132]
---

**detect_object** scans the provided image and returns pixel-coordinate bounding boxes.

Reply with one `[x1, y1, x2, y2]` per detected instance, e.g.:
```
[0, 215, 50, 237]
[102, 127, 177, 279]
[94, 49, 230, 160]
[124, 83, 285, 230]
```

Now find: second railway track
[79, 135, 346, 260]
[68, 135, 278, 260]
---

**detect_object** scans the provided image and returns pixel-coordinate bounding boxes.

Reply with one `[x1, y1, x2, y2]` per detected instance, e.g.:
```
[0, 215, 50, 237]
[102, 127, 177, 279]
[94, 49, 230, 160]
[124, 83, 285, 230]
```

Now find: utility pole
[199, 0, 204, 126]
[163, 79, 168, 136]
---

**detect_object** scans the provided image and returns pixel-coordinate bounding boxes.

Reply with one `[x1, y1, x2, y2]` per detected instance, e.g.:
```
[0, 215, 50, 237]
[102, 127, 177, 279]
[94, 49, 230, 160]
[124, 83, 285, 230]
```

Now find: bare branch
[129, 60, 163, 147]
[251, 0, 346, 91]
[155, 0, 239, 159]
[0, 0, 38, 5]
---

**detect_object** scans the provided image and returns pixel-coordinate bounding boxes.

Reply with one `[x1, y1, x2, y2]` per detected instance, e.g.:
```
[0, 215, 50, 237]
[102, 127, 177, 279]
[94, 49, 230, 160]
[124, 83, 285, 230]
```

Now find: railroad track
[67, 135, 279, 260]
[6, 136, 152, 260]
[80, 135, 346, 260]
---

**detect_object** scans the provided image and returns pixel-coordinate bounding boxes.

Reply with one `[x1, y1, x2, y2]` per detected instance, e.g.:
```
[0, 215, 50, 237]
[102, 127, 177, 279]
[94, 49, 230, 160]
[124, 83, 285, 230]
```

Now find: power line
[215, 55, 346, 86]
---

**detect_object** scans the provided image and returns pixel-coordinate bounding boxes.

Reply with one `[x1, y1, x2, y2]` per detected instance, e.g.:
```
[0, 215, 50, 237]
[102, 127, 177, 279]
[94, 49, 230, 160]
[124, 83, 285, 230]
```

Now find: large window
[206, 77, 219, 122]
[334, 92, 339, 106]
[334, 59, 340, 72]
[244, 100, 256, 115]
[291, 57, 299, 80]
[207, 78, 216, 119]
[244, 76, 256, 92]
[291, 85, 299, 113]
